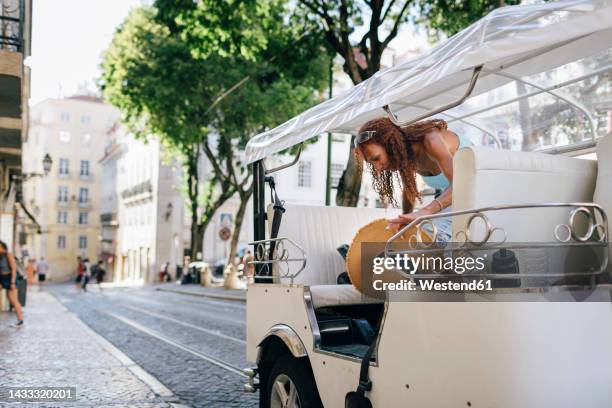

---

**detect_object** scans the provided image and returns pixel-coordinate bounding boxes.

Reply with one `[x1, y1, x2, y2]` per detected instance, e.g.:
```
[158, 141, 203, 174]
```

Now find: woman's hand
[387, 208, 434, 233]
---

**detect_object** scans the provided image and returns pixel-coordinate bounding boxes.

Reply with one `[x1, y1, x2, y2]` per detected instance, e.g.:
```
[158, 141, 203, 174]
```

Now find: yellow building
[22, 96, 119, 281]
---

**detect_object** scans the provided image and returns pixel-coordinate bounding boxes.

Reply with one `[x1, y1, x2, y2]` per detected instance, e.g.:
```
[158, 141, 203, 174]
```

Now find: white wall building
[100, 128, 189, 284]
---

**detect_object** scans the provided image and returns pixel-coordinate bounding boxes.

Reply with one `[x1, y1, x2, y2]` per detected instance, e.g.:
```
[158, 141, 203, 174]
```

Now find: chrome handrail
[249, 237, 307, 284]
[383, 202, 609, 280]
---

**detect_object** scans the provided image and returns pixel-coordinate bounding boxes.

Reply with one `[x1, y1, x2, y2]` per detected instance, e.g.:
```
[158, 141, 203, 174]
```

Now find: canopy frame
[445, 63, 612, 134]
[383, 65, 483, 127]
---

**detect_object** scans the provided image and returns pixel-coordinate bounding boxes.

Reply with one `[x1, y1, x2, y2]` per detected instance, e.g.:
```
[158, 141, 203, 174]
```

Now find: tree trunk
[186, 146, 201, 258]
[223, 189, 252, 289]
[335, 138, 363, 207]
[226, 190, 251, 267]
[190, 216, 203, 260]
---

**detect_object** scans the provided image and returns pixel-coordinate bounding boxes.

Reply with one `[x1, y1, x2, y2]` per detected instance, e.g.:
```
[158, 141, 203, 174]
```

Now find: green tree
[100, 3, 328, 270]
[298, 0, 519, 208]
[100, 7, 227, 258]
[159, 0, 329, 267]
[417, 0, 519, 38]
[297, 0, 414, 207]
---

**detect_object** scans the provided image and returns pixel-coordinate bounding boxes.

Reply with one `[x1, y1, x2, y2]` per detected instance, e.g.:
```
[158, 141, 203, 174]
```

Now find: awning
[245, 0, 612, 164]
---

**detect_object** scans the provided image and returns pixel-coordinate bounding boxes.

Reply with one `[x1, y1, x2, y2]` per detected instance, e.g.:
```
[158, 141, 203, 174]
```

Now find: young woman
[354, 117, 472, 242]
[0, 240, 24, 327]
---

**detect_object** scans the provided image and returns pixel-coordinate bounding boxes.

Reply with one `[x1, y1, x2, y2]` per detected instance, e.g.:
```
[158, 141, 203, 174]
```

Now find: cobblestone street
[0, 284, 258, 407]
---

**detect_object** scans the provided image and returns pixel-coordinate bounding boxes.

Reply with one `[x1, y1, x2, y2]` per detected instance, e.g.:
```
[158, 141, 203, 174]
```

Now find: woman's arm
[421, 130, 454, 212]
[8, 253, 17, 287]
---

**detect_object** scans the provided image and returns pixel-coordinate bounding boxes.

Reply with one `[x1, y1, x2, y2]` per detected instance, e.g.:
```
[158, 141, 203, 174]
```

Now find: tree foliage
[298, 0, 520, 207]
[416, 0, 520, 38]
[100, 2, 329, 263]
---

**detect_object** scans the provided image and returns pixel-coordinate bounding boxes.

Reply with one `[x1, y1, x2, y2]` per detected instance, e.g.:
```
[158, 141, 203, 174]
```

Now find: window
[80, 115, 91, 125]
[330, 163, 344, 188]
[57, 186, 69, 203]
[58, 158, 69, 175]
[59, 131, 71, 143]
[78, 212, 88, 225]
[78, 235, 87, 249]
[57, 235, 66, 249]
[60, 112, 70, 122]
[81, 134, 91, 145]
[297, 161, 312, 188]
[57, 211, 68, 224]
[80, 160, 90, 177]
[78, 187, 89, 203]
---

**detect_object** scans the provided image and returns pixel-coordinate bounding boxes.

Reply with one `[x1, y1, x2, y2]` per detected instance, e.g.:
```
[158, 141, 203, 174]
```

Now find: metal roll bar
[262, 143, 303, 175]
[383, 65, 483, 127]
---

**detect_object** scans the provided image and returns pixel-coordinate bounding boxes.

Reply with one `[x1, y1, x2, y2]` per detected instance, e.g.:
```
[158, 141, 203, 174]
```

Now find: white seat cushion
[273, 204, 399, 285]
[594, 133, 612, 225]
[453, 146, 597, 242]
[309, 284, 382, 309]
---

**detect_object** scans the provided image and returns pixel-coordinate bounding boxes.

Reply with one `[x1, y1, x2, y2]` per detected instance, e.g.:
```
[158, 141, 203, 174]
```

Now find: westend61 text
[372, 279, 493, 292]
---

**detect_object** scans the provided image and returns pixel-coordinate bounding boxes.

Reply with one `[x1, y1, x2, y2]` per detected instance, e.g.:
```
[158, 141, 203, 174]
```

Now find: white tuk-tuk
[242, 1, 612, 407]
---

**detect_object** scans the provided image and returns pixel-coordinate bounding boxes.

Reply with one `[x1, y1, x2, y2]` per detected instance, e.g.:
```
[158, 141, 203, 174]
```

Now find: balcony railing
[121, 180, 153, 199]
[0, 0, 25, 52]
[78, 200, 92, 209]
[100, 212, 118, 226]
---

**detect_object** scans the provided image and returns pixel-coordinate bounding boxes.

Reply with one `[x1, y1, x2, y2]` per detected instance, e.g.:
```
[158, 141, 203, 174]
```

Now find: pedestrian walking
[159, 261, 170, 282]
[75, 256, 84, 290]
[0, 241, 24, 327]
[81, 258, 91, 292]
[94, 260, 105, 291]
[36, 257, 49, 288]
[25, 258, 36, 286]
[242, 250, 254, 280]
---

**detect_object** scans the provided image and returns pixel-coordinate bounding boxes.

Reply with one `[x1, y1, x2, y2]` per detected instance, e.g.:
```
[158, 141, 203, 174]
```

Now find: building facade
[0, 0, 32, 251]
[100, 129, 189, 284]
[99, 124, 122, 281]
[22, 96, 119, 280]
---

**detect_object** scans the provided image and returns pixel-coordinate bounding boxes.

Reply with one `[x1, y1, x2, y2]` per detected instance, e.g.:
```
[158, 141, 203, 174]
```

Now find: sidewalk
[152, 282, 246, 302]
[0, 288, 184, 407]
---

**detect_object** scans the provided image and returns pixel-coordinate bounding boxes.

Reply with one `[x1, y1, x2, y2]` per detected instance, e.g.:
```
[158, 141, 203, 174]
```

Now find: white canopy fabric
[245, 0, 612, 164]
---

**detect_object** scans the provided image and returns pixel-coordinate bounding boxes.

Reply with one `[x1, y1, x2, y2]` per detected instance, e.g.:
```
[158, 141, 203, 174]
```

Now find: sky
[27, 1, 427, 106]
[28, 0, 145, 105]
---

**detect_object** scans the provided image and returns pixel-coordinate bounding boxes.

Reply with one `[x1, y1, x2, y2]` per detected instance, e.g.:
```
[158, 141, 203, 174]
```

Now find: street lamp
[14, 153, 53, 181]
[42, 153, 53, 175]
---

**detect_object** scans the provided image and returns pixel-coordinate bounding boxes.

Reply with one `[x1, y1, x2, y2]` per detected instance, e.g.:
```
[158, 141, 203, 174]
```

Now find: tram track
[124, 304, 246, 345]
[104, 311, 248, 378]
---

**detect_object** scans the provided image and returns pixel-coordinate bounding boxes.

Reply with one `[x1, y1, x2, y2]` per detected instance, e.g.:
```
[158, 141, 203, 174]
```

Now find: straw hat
[346, 219, 431, 293]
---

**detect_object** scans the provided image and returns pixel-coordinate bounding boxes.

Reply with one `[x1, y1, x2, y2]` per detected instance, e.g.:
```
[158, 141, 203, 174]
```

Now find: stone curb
[154, 287, 246, 302]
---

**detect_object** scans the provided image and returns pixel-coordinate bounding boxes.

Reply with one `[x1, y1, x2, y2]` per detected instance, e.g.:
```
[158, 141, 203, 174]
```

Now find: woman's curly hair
[354, 117, 448, 209]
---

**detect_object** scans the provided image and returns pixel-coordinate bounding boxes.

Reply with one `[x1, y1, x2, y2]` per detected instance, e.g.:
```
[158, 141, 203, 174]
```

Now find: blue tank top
[0, 254, 9, 274]
[420, 133, 473, 191]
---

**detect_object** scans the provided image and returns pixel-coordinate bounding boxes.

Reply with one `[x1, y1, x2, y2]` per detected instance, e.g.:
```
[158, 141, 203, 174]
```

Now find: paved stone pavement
[0, 287, 184, 407]
[49, 284, 258, 408]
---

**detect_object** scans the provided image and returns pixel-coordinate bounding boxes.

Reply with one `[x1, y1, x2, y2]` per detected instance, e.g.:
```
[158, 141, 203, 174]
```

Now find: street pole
[325, 58, 333, 206]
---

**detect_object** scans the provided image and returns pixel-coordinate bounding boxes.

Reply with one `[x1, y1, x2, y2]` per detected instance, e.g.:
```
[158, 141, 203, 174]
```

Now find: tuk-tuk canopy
[245, 0, 612, 164]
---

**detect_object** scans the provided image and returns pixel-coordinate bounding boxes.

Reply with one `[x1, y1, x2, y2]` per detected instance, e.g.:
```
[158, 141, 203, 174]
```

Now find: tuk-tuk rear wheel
[264, 354, 322, 408]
